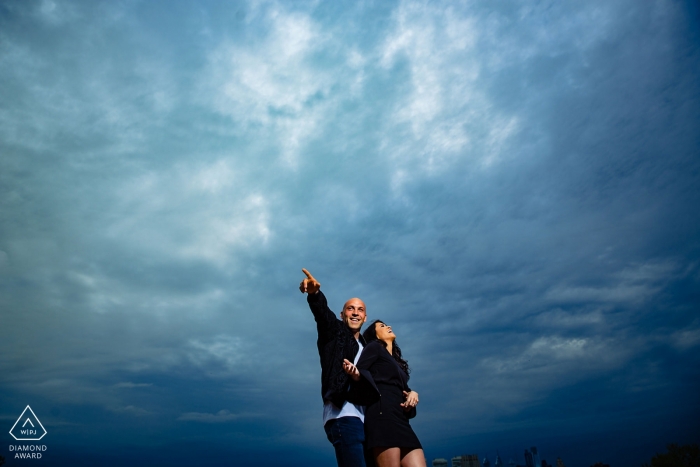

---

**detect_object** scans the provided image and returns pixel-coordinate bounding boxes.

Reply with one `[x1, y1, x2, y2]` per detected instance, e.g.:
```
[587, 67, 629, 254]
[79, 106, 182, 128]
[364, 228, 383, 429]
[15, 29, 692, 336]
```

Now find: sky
[1, 0, 699, 466]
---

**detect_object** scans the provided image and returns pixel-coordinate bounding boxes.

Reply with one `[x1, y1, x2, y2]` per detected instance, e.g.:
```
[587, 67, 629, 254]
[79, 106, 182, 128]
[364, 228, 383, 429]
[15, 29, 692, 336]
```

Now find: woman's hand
[343, 359, 360, 381]
[401, 390, 419, 411]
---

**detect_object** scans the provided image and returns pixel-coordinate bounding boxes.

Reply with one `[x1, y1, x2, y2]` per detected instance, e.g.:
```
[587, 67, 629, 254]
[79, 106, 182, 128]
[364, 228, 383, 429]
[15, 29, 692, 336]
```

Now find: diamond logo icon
[9, 405, 47, 441]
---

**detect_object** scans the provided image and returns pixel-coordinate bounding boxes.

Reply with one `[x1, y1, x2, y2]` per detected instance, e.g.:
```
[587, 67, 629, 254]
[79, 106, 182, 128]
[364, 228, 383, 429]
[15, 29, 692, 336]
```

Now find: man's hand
[343, 359, 361, 381]
[401, 390, 419, 411]
[299, 268, 321, 295]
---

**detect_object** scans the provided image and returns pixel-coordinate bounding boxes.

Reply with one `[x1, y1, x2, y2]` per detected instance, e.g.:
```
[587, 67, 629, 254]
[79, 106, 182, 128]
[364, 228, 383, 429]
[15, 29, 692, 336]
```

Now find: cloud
[186, 335, 247, 375]
[107, 161, 272, 266]
[200, 5, 343, 167]
[112, 405, 152, 416]
[481, 335, 632, 376]
[378, 1, 520, 185]
[177, 409, 245, 423]
[114, 382, 153, 389]
[0, 0, 698, 465]
[671, 326, 700, 351]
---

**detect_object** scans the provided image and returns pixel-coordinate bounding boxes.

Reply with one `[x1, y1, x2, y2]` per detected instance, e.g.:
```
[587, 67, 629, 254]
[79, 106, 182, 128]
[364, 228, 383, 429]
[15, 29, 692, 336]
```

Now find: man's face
[340, 298, 366, 333]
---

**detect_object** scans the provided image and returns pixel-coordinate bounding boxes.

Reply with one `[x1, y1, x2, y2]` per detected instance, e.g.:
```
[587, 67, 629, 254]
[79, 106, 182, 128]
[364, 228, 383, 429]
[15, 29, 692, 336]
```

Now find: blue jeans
[324, 416, 366, 467]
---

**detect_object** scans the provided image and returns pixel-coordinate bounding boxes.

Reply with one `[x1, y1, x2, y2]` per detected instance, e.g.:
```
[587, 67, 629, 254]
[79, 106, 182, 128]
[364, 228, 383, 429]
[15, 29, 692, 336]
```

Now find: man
[299, 268, 368, 467]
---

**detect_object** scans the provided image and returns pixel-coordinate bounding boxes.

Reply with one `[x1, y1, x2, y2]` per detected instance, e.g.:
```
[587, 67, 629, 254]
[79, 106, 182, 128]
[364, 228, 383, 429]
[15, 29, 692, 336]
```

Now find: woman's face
[375, 321, 396, 342]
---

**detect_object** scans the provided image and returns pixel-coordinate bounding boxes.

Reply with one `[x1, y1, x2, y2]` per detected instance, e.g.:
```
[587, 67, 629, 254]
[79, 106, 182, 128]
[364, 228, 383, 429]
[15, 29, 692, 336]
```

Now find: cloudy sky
[1, 0, 699, 465]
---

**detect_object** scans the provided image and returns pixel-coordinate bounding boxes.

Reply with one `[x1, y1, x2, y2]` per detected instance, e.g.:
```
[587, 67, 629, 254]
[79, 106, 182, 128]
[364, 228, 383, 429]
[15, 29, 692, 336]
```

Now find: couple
[300, 269, 426, 467]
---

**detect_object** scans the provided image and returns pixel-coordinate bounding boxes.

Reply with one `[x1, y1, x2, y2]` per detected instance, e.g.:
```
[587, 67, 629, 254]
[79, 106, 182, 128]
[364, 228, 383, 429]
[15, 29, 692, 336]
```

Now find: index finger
[301, 268, 316, 280]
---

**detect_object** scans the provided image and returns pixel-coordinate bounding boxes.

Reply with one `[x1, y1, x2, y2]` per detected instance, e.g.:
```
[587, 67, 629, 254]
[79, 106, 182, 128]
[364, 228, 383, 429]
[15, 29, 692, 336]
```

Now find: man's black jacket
[307, 290, 366, 408]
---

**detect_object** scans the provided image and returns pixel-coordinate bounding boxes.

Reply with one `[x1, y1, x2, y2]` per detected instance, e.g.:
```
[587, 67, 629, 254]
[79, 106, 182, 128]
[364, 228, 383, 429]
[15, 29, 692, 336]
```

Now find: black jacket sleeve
[356, 341, 381, 374]
[307, 291, 339, 345]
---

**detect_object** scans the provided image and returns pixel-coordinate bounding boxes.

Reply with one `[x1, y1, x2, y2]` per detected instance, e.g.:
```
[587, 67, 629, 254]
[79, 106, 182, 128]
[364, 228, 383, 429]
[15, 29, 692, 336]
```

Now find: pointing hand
[299, 268, 321, 295]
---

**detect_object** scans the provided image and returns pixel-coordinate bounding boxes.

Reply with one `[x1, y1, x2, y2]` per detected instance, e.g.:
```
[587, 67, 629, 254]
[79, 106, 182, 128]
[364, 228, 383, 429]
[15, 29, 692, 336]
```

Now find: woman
[343, 320, 427, 467]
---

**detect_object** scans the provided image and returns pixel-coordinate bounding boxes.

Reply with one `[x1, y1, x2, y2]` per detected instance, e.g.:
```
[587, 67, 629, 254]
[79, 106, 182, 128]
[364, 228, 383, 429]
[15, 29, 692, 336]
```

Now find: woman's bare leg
[374, 447, 402, 467]
[400, 448, 427, 467]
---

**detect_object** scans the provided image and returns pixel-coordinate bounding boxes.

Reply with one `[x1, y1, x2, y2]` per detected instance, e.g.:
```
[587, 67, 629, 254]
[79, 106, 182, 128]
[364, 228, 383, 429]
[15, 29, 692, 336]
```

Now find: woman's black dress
[355, 340, 422, 450]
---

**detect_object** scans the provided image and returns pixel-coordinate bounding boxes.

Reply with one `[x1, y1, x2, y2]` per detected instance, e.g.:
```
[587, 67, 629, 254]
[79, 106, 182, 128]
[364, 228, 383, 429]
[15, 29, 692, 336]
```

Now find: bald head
[340, 298, 367, 336]
[343, 298, 365, 311]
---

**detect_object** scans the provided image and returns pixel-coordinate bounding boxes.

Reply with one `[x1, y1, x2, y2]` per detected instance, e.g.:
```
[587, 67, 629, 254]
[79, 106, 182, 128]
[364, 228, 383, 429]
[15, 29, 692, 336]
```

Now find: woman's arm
[356, 341, 381, 371]
[345, 342, 382, 406]
[343, 340, 382, 380]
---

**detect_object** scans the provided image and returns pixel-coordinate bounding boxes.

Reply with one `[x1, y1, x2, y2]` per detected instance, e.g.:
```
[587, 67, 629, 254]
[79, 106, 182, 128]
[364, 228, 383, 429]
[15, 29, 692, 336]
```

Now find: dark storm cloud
[1, 0, 698, 466]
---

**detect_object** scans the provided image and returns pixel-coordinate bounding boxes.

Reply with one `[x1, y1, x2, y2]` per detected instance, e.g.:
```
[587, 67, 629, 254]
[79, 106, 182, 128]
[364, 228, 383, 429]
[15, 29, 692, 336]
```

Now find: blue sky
[1, 0, 699, 466]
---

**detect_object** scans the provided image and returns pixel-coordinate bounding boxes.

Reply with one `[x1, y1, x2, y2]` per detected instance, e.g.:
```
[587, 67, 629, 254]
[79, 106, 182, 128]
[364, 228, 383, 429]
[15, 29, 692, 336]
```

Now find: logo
[9, 406, 47, 441]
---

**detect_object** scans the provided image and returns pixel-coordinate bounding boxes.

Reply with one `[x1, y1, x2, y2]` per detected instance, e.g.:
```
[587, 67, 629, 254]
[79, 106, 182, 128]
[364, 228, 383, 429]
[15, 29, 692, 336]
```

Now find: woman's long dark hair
[362, 320, 410, 378]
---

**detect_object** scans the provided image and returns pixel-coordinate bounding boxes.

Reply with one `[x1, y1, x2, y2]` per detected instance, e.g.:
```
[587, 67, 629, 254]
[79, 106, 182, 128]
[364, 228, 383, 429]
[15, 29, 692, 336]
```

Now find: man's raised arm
[300, 268, 338, 341]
